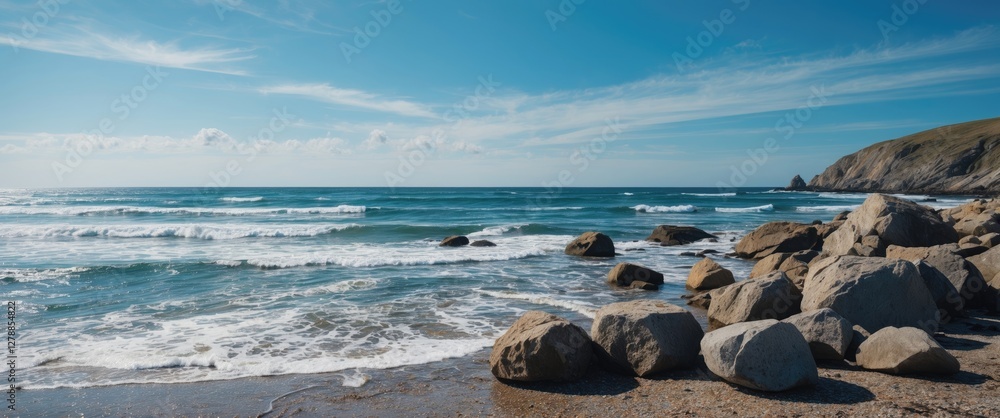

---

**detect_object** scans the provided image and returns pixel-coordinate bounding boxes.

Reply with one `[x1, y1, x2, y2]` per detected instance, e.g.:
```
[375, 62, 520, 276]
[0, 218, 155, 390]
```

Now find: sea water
[0, 187, 973, 389]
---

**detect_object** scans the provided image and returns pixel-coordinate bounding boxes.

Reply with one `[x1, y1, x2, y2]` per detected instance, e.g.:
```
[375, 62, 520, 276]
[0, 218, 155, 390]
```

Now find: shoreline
[18, 312, 1000, 417]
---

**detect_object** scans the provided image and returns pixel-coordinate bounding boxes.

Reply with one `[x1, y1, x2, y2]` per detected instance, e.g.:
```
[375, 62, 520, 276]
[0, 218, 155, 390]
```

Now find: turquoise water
[0, 187, 972, 389]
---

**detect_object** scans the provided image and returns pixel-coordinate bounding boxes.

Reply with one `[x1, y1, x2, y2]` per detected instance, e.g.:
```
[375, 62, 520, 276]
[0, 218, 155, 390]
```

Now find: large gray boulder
[801, 256, 940, 333]
[953, 211, 1000, 237]
[911, 261, 965, 319]
[887, 244, 991, 310]
[855, 327, 960, 375]
[824, 194, 958, 257]
[734, 222, 821, 259]
[701, 320, 818, 392]
[686, 258, 735, 290]
[749, 250, 819, 288]
[708, 271, 802, 329]
[782, 308, 853, 360]
[489, 311, 593, 382]
[968, 245, 1000, 284]
[590, 300, 703, 377]
[606, 262, 664, 287]
[564, 231, 615, 257]
[645, 225, 716, 246]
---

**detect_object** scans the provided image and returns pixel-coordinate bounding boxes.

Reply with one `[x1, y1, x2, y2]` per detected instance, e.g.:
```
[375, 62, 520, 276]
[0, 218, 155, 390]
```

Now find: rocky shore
[791, 116, 1000, 195]
[485, 193, 1000, 411]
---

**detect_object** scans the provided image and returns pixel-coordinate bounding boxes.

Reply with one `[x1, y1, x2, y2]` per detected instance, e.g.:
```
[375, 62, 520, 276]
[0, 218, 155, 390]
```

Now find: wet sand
[20, 312, 1000, 417]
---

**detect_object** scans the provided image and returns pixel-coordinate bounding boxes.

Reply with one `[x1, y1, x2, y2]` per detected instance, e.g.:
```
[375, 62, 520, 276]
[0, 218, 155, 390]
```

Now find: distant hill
[806, 117, 1000, 195]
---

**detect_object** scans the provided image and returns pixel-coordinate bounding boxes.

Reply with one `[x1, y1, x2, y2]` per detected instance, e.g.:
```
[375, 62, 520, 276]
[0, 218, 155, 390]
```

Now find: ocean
[0, 187, 974, 390]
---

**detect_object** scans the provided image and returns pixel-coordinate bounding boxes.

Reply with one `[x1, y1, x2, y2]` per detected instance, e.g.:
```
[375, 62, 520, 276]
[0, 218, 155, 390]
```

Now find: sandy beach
[18, 310, 999, 417]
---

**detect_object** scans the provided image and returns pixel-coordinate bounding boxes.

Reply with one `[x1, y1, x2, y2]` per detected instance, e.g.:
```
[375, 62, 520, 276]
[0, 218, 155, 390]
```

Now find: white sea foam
[622, 192, 634, 196]
[219, 197, 264, 203]
[795, 204, 859, 212]
[0, 224, 362, 239]
[0, 205, 368, 216]
[20, 303, 497, 390]
[715, 204, 774, 213]
[339, 370, 371, 387]
[0, 267, 89, 283]
[817, 192, 869, 200]
[632, 204, 697, 213]
[682, 192, 737, 197]
[467, 224, 528, 238]
[244, 242, 558, 269]
[477, 290, 597, 318]
[890, 194, 935, 201]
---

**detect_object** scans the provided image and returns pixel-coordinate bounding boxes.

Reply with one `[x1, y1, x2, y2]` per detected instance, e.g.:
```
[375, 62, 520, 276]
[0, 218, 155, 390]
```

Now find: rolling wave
[632, 204, 697, 213]
[0, 205, 368, 216]
[715, 204, 774, 213]
[0, 223, 363, 239]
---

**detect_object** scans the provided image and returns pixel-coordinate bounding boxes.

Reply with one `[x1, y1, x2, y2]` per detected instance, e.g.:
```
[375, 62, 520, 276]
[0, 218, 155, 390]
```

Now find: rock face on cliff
[808, 117, 1000, 194]
[786, 175, 808, 191]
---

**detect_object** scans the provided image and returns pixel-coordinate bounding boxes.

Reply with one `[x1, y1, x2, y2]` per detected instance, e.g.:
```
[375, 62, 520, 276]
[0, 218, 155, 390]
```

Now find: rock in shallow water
[606, 262, 664, 287]
[645, 225, 716, 246]
[686, 258, 734, 290]
[734, 221, 821, 259]
[439, 235, 470, 247]
[564, 231, 615, 257]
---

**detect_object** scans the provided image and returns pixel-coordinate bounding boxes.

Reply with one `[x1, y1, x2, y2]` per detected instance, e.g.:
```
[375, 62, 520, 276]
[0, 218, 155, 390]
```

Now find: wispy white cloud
[327, 27, 1000, 149]
[0, 129, 351, 155]
[190, 0, 348, 35]
[0, 21, 255, 75]
[260, 83, 438, 118]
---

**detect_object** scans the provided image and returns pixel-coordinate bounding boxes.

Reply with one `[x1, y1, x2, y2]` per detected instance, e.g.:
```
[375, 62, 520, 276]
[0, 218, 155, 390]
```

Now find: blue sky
[1, 0, 999, 188]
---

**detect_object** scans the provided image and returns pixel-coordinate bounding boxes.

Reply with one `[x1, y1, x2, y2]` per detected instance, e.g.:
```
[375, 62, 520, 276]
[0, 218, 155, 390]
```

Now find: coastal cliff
[806, 117, 1000, 195]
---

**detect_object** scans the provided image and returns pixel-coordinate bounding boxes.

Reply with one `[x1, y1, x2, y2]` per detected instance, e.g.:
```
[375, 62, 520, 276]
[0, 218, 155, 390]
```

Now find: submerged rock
[439, 235, 470, 247]
[469, 240, 497, 247]
[645, 225, 716, 246]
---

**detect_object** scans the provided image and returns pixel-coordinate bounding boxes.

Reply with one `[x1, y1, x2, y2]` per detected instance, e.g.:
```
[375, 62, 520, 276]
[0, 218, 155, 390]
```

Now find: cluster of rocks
[489, 193, 999, 392]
